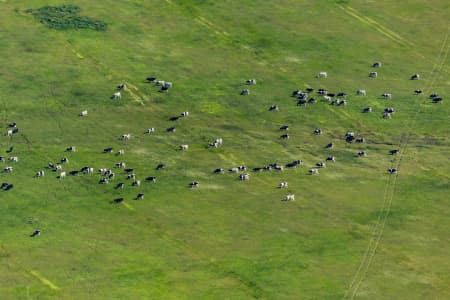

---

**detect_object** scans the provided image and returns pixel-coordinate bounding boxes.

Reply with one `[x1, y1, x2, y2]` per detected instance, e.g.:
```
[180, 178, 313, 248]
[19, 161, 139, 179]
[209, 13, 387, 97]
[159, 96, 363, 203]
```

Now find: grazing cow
[356, 89, 366, 96]
[238, 165, 247, 171]
[363, 107, 372, 113]
[411, 73, 420, 80]
[253, 167, 263, 172]
[132, 180, 141, 186]
[66, 146, 76, 152]
[113, 198, 124, 204]
[6, 130, 13, 136]
[284, 194, 295, 201]
[8, 157, 18, 162]
[0, 156, 5, 162]
[35, 170, 45, 177]
[279, 182, 288, 188]
[112, 92, 121, 99]
[69, 170, 79, 176]
[388, 168, 397, 174]
[356, 137, 365, 143]
[357, 151, 367, 157]
[432, 97, 443, 103]
[229, 167, 239, 173]
[241, 89, 250, 95]
[385, 107, 395, 113]
[280, 134, 290, 139]
[163, 82, 173, 89]
[121, 134, 131, 140]
[58, 171, 66, 179]
[246, 79, 256, 85]
[116, 162, 126, 168]
[136, 193, 144, 200]
[117, 149, 125, 155]
[337, 99, 347, 106]
[180, 111, 189, 117]
[108, 172, 115, 179]
[160, 86, 169, 93]
[382, 93, 392, 99]
[318, 88, 328, 95]
[373, 61, 382, 68]
[345, 132, 355, 143]
[414, 89, 423, 95]
[317, 71, 328, 78]
[214, 168, 224, 174]
[103, 147, 114, 153]
[280, 125, 289, 131]
[297, 99, 307, 106]
[326, 142, 334, 149]
[337, 92, 347, 97]
[316, 162, 326, 168]
[180, 144, 189, 150]
[156, 163, 165, 170]
[269, 105, 279, 111]
[429, 93, 439, 99]
[326, 156, 335, 161]
[166, 127, 176, 133]
[390, 149, 400, 155]
[239, 173, 250, 180]
[30, 230, 41, 237]
[369, 72, 378, 78]
[1, 182, 13, 191]
[6, 146, 13, 153]
[190, 181, 200, 188]
[79, 110, 88, 117]
[147, 77, 156, 82]
[99, 178, 109, 184]
[297, 93, 308, 100]
[127, 173, 136, 180]
[55, 164, 62, 171]
[274, 165, 284, 171]
[322, 95, 331, 102]
[145, 176, 157, 182]
[117, 83, 127, 90]
[145, 128, 155, 134]
[155, 80, 165, 86]
[327, 93, 335, 97]
[309, 168, 319, 175]
[286, 160, 302, 168]
[61, 157, 69, 164]
[8, 122, 16, 128]
[314, 128, 322, 135]
[292, 89, 302, 97]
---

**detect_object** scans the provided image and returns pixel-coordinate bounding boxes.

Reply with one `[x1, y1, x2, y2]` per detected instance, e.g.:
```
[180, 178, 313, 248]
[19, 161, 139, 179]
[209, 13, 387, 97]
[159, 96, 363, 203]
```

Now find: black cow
[214, 168, 224, 174]
[145, 176, 157, 182]
[280, 125, 289, 131]
[30, 230, 41, 237]
[156, 164, 165, 170]
[166, 127, 176, 132]
[390, 149, 399, 155]
[113, 198, 124, 204]
[103, 147, 114, 153]
[135, 193, 144, 200]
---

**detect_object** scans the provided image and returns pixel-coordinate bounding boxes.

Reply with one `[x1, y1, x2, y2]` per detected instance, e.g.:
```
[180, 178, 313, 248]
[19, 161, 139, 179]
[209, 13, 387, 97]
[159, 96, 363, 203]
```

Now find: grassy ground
[0, 0, 449, 299]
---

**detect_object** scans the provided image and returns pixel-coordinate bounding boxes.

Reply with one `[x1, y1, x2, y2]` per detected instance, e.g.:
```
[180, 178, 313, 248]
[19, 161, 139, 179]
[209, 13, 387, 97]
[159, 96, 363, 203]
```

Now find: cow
[322, 95, 331, 102]
[1, 182, 13, 190]
[390, 149, 400, 155]
[429, 93, 439, 99]
[146, 77, 156, 82]
[363, 107, 372, 113]
[306, 87, 314, 93]
[286, 160, 303, 168]
[356, 89, 366, 96]
[356, 137, 365, 143]
[166, 127, 176, 133]
[8, 157, 18, 162]
[145, 128, 155, 134]
[146, 176, 157, 182]
[280, 134, 289, 139]
[127, 173, 136, 180]
[55, 164, 62, 171]
[337, 99, 347, 106]
[214, 168, 224, 174]
[382, 93, 392, 99]
[155, 80, 165, 86]
[117, 83, 127, 90]
[327, 93, 336, 97]
[388, 168, 397, 174]
[117, 149, 125, 155]
[180, 111, 189, 117]
[163, 82, 173, 89]
[246, 79, 256, 85]
[279, 182, 288, 188]
[103, 147, 114, 153]
[116, 162, 126, 168]
[432, 97, 443, 103]
[369, 72, 378, 78]
[326, 156, 335, 161]
[308, 98, 317, 104]
[337, 92, 347, 97]
[156, 163, 165, 170]
[317, 71, 328, 78]
[121, 134, 131, 140]
[135, 193, 144, 200]
[180, 144, 189, 150]
[309, 168, 319, 175]
[345, 132, 355, 143]
[6, 130, 13, 136]
[314, 128, 322, 135]
[414, 89, 423, 95]
[132, 180, 141, 186]
[238, 165, 247, 171]
[292, 89, 302, 97]
[383, 112, 392, 119]
[79, 110, 88, 117]
[385, 107, 395, 113]
[8, 122, 16, 128]
[30, 230, 41, 237]
[372, 61, 382, 68]
[274, 165, 284, 171]
[66, 146, 76, 152]
[318, 88, 328, 95]
[6, 146, 13, 153]
[239, 173, 250, 180]
[280, 125, 289, 131]
[229, 167, 239, 173]
[241, 89, 250, 95]
[357, 151, 367, 157]
[297, 99, 307, 106]
[112, 92, 121, 99]
[411, 74, 420, 80]
[190, 181, 200, 188]
[326, 142, 334, 149]
[316, 162, 326, 168]
[61, 157, 69, 164]
[58, 171, 66, 179]
[269, 105, 279, 111]
[99, 178, 109, 184]
[113, 198, 124, 204]
[284, 194, 295, 201]
[35, 170, 45, 177]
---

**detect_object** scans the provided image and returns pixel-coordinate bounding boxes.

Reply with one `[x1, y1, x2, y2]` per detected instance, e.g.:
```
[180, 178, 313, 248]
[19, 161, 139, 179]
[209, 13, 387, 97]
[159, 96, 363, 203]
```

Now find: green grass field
[0, 1, 449, 299]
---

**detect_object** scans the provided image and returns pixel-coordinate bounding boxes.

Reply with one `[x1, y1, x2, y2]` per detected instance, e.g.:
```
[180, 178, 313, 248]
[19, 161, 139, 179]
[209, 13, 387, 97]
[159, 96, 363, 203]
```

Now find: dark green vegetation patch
[26, 5, 107, 31]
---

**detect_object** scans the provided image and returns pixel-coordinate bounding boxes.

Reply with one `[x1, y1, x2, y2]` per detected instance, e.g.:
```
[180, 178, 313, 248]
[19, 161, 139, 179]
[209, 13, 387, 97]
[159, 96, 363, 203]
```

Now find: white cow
[121, 134, 131, 140]
[8, 157, 18, 162]
[382, 93, 392, 99]
[79, 110, 88, 117]
[59, 171, 66, 179]
[356, 89, 366, 96]
[309, 168, 319, 175]
[180, 111, 189, 117]
[246, 79, 256, 85]
[112, 92, 121, 99]
[317, 71, 328, 78]
[284, 194, 295, 201]
[6, 130, 13, 136]
[180, 144, 189, 150]
[323, 95, 331, 102]
[369, 72, 378, 78]
[4, 166, 13, 173]
[117, 149, 125, 155]
[279, 182, 288, 188]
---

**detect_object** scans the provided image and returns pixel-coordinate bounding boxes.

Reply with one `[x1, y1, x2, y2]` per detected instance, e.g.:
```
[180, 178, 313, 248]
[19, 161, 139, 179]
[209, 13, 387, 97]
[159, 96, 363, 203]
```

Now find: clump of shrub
[26, 5, 107, 31]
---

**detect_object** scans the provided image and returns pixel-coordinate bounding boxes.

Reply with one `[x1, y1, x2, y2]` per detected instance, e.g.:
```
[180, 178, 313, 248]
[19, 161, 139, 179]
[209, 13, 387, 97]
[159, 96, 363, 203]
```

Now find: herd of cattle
[1, 62, 445, 236]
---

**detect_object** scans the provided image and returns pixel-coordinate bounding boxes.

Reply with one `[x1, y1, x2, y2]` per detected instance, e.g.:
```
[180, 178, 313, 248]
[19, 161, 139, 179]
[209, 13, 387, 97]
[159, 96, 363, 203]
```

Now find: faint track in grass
[343, 25, 450, 300]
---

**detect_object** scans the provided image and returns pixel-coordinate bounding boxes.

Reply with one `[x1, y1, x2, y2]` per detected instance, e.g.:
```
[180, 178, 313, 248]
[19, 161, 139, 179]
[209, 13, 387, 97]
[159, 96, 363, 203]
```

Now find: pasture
[0, 0, 449, 299]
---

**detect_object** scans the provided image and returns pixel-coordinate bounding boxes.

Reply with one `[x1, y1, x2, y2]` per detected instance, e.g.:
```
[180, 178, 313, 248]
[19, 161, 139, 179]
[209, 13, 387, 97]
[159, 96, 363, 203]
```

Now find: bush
[26, 5, 107, 31]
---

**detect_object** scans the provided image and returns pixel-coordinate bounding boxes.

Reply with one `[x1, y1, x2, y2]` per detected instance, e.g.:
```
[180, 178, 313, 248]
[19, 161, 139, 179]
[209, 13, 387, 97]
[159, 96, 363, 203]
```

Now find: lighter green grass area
[0, 1, 449, 299]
